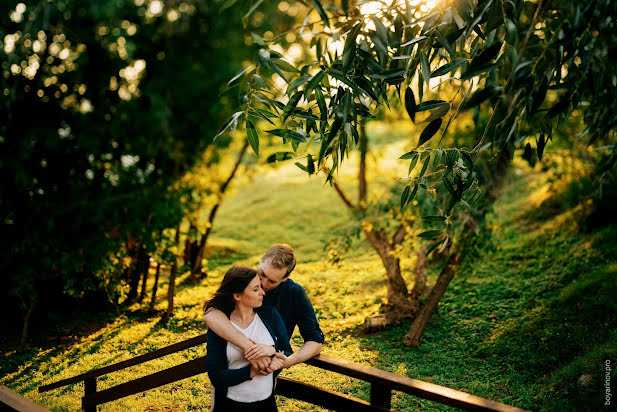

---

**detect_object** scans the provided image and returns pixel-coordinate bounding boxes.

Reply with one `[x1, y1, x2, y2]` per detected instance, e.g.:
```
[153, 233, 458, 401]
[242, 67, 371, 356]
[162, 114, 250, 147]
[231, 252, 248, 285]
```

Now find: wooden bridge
[37, 333, 527, 411]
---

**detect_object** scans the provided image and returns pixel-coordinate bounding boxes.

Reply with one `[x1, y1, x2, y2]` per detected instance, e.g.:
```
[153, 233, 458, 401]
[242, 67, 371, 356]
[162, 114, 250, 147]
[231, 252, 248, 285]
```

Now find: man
[203, 244, 324, 373]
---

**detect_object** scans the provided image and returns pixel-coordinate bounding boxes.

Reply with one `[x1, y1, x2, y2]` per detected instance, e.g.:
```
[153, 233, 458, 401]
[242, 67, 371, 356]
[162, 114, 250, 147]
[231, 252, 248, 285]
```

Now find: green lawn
[1, 132, 616, 411]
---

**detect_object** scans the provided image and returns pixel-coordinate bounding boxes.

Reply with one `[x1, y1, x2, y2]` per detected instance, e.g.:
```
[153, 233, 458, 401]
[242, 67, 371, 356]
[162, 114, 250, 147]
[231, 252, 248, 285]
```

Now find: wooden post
[370, 382, 391, 409]
[83, 378, 97, 412]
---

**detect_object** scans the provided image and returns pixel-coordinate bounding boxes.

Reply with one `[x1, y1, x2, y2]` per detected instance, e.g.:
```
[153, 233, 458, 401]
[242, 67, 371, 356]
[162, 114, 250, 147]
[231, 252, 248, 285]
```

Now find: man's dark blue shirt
[262, 278, 324, 344]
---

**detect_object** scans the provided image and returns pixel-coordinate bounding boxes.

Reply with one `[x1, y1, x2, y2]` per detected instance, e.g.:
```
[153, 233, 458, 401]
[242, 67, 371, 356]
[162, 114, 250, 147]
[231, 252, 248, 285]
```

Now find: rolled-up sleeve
[293, 286, 325, 344]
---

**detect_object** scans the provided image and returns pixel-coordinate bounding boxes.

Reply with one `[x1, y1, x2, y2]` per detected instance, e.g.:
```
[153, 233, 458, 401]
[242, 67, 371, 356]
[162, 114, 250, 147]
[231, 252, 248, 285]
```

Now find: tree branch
[391, 224, 407, 247]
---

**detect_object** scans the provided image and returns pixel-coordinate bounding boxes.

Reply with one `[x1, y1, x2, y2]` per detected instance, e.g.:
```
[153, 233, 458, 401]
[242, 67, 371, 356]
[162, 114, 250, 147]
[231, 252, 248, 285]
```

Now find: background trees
[0, 0, 282, 338]
[220, 0, 617, 344]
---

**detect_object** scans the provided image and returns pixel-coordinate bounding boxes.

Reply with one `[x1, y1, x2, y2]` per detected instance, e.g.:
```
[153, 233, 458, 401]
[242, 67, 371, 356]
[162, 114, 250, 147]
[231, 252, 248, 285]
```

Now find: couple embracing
[203, 244, 325, 411]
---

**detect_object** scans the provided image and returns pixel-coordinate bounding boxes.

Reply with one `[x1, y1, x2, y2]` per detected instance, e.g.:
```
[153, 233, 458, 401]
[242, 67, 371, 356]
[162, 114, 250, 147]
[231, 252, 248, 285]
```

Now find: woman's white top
[226, 313, 275, 402]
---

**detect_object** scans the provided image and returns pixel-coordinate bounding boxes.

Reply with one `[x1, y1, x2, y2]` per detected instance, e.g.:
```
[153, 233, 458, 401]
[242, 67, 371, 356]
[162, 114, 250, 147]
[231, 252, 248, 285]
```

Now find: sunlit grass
[2, 132, 616, 411]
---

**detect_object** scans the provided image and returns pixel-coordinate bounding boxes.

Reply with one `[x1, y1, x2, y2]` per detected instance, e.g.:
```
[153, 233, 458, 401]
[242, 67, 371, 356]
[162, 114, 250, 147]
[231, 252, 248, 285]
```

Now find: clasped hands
[245, 339, 287, 376]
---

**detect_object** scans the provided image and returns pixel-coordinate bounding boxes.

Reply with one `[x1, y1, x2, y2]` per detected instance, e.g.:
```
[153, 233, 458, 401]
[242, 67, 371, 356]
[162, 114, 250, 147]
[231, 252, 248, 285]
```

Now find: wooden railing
[39, 333, 526, 411]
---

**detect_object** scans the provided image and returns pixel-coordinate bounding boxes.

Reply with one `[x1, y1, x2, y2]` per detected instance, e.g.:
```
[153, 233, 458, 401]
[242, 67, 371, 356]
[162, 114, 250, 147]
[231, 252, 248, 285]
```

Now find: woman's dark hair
[203, 266, 258, 316]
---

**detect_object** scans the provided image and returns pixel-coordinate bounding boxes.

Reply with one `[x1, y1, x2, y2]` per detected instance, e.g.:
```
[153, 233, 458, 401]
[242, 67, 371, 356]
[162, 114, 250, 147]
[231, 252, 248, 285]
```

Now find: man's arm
[283, 340, 322, 368]
[203, 309, 272, 370]
[282, 284, 325, 368]
[203, 309, 253, 351]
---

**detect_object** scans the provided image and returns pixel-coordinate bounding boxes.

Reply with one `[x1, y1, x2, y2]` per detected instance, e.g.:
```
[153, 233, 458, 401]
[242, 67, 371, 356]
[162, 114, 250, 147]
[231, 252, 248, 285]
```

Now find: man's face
[258, 260, 288, 292]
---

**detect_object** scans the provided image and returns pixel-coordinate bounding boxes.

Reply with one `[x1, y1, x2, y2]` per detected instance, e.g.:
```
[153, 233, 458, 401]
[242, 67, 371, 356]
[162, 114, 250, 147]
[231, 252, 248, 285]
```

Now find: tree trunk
[148, 262, 161, 312]
[20, 299, 35, 345]
[125, 249, 141, 304]
[183, 223, 199, 270]
[409, 246, 428, 302]
[166, 224, 181, 318]
[363, 229, 416, 323]
[138, 252, 150, 303]
[192, 140, 249, 276]
[403, 252, 461, 346]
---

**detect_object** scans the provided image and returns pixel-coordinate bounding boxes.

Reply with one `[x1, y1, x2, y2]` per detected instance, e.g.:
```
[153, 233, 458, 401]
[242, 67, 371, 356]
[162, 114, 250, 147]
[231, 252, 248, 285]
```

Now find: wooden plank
[82, 378, 96, 412]
[82, 356, 207, 408]
[0, 386, 50, 412]
[39, 333, 207, 393]
[275, 377, 391, 412]
[371, 382, 392, 409]
[294, 347, 526, 412]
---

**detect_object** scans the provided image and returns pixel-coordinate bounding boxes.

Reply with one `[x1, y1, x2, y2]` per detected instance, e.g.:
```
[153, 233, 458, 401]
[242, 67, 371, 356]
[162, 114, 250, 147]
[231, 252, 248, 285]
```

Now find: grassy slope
[1, 132, 616, 411]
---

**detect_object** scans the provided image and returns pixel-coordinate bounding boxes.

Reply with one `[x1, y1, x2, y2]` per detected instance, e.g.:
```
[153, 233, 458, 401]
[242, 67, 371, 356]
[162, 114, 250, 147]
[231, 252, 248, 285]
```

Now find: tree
[221, 0, 617, 345]
[0, 0, 261, 337]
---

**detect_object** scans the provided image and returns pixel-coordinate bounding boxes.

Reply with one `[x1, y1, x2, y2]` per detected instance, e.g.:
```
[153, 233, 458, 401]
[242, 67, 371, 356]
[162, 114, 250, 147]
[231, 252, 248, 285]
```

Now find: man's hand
[265, 352, 287, 374]
[249, 356, 271, 373]
[245, 339, 276, 360]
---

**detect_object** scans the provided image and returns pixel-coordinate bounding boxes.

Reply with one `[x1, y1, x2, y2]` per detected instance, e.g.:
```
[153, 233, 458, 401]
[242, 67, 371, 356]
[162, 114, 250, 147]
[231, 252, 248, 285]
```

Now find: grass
[1, 134, 616, 411]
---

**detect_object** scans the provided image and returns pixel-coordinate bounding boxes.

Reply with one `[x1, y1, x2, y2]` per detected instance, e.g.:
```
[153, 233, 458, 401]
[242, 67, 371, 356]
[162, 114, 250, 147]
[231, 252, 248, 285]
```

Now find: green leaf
[400, 36, 427, 47]
[419, 154, 431, 177]
[271, 58, 299, 73]
[442, 176, 457, 198]
[307, 153, 315, 174]
[416, 100, 448, 112]
[420, 51, 430, 85]
[266, 129, 307, 142]
[309, 0, 330, 28]
[342, 41, 356, 74]
[251, 33, 266, 47]
[286, 76, 310, 96]
[435, 30, 455, 60]
[405, 87, 416, 123]
[424, 104, 450, 124]
[367, 69, 407, 80]
[304, 70, 326, 99]
[215, 111, 243, 139]
[431, 59, 467, 77]
[422, 215, 447, 222]
[315, 87, 327, 120]
[266, 58, 287, 83]
[417, 229, 444, 239]
[372, 16, 389, 47]
[246, 121, 259, 156]
[459, 63, 497, 81]
[418, 118, 443, 147]
[537, 132, 546, 161]
[399, 150, 418, 160]
[228, 65, 254, 86]
[401, 185, 411, 209]
[283, 91, 303, 122]
[408, 153, 419, 174]
[461, 151, 474, 171]
[266, 152, 295, 163]
[295, 162, 308, 172]
[248, 109, 275, 125]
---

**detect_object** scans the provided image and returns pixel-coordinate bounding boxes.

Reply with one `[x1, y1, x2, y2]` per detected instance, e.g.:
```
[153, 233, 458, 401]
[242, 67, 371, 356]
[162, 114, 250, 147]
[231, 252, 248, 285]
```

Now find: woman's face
[235, 275, 265, 308]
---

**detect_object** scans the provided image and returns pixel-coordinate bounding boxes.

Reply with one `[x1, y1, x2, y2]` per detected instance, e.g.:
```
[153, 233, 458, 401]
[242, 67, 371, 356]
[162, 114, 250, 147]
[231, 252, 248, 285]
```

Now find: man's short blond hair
[262, 244, 296, 277]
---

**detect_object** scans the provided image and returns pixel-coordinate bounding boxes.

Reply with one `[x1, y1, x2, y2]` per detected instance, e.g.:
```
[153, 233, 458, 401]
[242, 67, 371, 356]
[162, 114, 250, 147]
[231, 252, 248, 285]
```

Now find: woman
[204, 266, 292, 412]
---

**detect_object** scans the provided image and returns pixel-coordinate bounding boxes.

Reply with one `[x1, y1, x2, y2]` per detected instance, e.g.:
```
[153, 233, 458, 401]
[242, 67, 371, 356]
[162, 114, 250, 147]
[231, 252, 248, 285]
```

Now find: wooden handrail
[1, 386, 50, 412]
[39, 333, 207, 393]
[39, 334, 527, 412]
[299, 347, 525, 412]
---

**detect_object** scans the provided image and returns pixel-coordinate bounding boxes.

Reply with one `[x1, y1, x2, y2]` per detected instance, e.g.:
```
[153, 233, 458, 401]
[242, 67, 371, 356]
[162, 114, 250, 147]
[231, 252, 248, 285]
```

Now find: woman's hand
[265, 352, 287, 373]
[249, 364, 261, 378]
[244, 339, 276, 360]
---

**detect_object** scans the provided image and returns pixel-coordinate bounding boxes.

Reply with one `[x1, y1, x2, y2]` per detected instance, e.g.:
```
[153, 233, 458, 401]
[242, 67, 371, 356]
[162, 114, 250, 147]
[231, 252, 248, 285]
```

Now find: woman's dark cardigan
[206, 306, 293, 404]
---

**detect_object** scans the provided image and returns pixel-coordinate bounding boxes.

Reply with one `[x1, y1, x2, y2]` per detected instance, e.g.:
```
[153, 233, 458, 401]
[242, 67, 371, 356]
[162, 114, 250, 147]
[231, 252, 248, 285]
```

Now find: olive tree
[220, 0, 617, 345]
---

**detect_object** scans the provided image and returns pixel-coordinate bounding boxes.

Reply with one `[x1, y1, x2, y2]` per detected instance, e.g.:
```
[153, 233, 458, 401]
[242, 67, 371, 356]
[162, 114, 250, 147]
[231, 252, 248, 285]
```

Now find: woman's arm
[206, 330, 254, 388]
